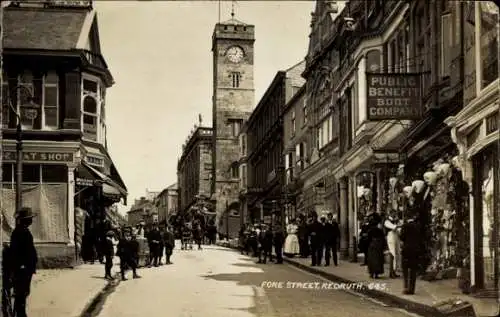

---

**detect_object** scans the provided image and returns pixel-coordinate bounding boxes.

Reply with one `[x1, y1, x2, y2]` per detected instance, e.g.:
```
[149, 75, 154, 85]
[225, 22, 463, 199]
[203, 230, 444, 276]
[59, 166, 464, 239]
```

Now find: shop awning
[75, 163, 105, 187]
[83, 162, 128, 204]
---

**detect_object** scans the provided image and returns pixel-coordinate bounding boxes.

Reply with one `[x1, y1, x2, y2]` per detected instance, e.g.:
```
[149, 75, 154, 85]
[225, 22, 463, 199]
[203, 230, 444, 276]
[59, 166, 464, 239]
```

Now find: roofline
[283, 84, 306, 114]
[76, 9, 97, 49]
[246, 71, 286, 126]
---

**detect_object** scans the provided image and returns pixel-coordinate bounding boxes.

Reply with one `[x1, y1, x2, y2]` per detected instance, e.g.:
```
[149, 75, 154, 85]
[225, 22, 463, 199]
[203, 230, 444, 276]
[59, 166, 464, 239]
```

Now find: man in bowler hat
[400, 211, 421, 295]
[10, 207, 38, 317]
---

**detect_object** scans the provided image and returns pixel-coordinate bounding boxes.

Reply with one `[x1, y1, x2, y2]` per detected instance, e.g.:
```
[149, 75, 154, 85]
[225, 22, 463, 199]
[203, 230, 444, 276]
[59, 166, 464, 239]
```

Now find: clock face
[226, 46, 244, 63]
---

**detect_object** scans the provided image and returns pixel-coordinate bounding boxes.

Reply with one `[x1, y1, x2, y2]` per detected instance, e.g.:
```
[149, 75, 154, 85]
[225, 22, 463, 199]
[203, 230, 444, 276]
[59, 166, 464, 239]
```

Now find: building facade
[282, 85, 307, 223]
[445, 1, 499, 294]
[211, 18, 255, 236]
[155, 183, 178, 224]
[177, 126, 213, 220]
[239, 61, 305, 228]
[127, 196, 157, 227]
[1, 1, 127, 267]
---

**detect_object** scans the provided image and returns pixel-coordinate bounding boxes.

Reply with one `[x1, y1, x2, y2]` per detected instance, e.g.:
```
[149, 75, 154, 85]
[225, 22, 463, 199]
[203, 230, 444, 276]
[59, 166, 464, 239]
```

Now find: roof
[220, 17, 248, 26]
[4, 7, 89, 50]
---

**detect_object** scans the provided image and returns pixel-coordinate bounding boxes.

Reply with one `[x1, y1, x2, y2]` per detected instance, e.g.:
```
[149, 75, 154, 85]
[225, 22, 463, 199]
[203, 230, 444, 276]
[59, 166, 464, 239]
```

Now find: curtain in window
[1, 184, 68, 242]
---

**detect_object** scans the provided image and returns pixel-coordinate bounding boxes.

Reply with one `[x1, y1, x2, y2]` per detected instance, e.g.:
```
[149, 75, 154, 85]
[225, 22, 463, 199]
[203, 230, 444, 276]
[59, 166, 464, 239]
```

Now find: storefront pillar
[348, 174, 357, 261]
[339, 177, 349, 258]
[67, 166, 75, 246]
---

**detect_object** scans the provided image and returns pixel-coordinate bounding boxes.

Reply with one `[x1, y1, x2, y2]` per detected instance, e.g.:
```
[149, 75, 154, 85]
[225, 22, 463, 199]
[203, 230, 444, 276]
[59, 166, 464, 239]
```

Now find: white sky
[94, 1, 314, 214]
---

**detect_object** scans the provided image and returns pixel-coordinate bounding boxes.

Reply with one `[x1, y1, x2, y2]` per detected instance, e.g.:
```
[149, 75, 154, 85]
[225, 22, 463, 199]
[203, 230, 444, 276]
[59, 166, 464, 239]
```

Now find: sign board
[3, 151, 74, 163]
[85, 155, 104, 167]
[366, 73, 422, 121]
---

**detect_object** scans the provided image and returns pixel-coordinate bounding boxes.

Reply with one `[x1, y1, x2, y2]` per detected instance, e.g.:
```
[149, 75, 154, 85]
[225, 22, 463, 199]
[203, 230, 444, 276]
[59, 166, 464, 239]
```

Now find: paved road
[97, 244, 419, 317]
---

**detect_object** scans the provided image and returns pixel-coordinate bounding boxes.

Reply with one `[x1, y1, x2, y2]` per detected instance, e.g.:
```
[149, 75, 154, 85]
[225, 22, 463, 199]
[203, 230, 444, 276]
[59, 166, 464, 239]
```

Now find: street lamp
[7, 85, 40, 213]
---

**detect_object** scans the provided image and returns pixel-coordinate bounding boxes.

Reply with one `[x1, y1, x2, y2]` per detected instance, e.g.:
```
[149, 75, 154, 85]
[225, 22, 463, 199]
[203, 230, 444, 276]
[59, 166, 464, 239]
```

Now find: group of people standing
[358, 208, 425, 295]
[238, 212, 341, 267]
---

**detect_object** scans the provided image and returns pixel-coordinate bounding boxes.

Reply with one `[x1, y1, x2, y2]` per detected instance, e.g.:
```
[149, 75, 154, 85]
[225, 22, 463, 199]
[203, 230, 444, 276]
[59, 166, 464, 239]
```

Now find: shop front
[1, 142, 79, 267]
[446, 81, 499, 295]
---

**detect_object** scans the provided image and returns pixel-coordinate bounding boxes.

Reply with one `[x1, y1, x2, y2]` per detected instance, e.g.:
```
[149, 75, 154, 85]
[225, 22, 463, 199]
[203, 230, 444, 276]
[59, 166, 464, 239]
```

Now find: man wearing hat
[104, 230, 115, 280]
[10, 207, 38, 317]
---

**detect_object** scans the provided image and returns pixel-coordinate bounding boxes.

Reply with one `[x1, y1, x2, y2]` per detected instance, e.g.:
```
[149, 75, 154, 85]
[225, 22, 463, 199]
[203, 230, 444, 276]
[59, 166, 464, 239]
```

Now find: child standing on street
[164, 226, 175, 264]
[104, 230, 115, 280]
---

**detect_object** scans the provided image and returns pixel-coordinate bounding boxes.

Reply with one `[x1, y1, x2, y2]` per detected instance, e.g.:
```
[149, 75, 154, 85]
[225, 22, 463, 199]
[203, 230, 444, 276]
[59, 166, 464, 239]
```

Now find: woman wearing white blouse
[283, 219, 300, 257]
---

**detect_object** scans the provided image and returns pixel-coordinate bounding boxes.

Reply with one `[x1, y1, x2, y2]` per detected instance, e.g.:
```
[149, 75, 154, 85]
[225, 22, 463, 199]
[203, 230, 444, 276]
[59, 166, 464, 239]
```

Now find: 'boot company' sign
[366, 73, 423, 121]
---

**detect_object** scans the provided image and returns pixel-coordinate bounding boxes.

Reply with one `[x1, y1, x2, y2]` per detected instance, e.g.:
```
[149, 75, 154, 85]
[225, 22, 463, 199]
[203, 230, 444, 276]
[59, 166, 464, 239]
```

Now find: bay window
[82, 75, 106, 144]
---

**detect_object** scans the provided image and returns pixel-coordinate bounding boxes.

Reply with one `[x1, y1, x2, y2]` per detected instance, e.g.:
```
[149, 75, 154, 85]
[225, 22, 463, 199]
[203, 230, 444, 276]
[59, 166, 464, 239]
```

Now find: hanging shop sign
[2, 151, 74, 163]
[366, 72, 422, 121]
[85, 155, 105, 167]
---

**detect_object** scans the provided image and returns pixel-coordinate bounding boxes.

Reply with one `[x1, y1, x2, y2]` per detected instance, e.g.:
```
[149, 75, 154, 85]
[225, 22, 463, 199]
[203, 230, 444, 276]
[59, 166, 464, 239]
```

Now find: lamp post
[8, 86, 40, 213]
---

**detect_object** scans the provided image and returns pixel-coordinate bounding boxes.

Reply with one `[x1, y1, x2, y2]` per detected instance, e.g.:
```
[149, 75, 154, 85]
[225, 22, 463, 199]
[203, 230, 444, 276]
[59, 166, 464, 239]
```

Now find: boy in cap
[10, 207, 38, 317]
[104, 230, 115, 280]
[117, 227, 141, 280]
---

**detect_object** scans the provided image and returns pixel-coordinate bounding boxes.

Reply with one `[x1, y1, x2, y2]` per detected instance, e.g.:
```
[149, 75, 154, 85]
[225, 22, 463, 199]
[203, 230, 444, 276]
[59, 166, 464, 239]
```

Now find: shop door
[473, 145, 498, 291]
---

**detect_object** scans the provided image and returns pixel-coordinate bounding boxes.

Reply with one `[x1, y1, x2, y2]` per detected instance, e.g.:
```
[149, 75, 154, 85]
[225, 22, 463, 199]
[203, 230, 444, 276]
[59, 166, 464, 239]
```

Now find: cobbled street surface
[97, 244, 419, 317]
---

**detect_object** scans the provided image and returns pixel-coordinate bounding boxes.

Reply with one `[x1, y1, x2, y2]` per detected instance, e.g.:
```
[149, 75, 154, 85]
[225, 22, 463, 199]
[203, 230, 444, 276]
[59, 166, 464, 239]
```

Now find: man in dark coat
[257, 225, 273, 264]
[325, 213, 340, 266]
[147, 224, 162, 267]
[117, 228, 141, 281]
[400, 214, 421, 295]
[297, 216, 309, 258]
[10, 207, 38, 317]
[104, 230, 115, 280]
[273, 224, 285, 264]
[307, 213, 323, 266]
[163, 226, 175, 264]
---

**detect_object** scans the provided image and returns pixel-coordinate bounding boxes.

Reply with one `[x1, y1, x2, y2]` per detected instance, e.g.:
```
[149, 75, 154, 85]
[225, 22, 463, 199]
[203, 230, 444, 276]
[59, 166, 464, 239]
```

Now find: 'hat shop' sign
[2, 151, 74, 163]
[366, 72, 423, 121]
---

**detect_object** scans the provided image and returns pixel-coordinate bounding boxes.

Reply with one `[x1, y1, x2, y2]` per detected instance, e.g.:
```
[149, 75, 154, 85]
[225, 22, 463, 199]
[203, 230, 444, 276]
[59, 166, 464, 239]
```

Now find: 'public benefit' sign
[366, 73, 422, 121]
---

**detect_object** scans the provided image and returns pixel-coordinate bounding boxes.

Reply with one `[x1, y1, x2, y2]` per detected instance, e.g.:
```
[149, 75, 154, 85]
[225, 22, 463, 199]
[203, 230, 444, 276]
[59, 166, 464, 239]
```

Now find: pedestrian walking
[297, 216, 309, 258]
[117, 228, 141, 281]
[257, 225, 272, 264]
[367, 219, 385, 279]
[147, 223, 162, 266]
[400, 213, 421, 295]
[163, 226, 175, 264]
[325, 213, 340, 266]
[384, 210, 402, 278]
[273, 224, 284, 264]
[307, 212, 323, 266]
[283, 219, 299, 257]
[10, 207, 38, 317]
[104, 230, 115, 280]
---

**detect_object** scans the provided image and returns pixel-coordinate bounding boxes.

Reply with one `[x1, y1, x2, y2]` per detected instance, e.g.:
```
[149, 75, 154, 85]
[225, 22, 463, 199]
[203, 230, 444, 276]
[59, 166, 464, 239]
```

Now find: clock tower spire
[211, 16, 255, 235]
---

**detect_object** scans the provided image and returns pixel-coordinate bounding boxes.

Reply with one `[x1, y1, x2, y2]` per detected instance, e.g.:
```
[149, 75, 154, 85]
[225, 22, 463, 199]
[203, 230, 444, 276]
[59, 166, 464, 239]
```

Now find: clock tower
[211, 17, 255, 233]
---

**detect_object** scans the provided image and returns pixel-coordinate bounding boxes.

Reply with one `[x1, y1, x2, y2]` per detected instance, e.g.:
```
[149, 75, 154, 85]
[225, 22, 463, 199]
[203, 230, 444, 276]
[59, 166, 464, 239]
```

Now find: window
[285, 152, 294, 183]
[478, 2, 498, 89]
[291, 110, 296, 135]
[18, 71, 34, 129]
[440, 13, 452, 78]
[240, 164, 247, 188]
[240, 133, 247, 156]
[303, 99, 308, 124]
[231, 162, 239, 178]
[231, 72, 241, 88]
[296, 142, 306, 170]
[82, 76, 105, 143]
[43, 72, 59, 129]
[229, 118, 242, 137]
[2, 164, 67, 185]
[2, 72, 9, 127]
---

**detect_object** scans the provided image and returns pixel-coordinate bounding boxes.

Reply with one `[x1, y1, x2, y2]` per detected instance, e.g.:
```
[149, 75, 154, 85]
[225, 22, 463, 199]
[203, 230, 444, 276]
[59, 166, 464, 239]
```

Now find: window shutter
[440, 13, 452, 77]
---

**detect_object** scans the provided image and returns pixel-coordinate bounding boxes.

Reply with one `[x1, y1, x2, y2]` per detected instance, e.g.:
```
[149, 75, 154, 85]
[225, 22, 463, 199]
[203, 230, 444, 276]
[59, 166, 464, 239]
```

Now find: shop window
[22, 164, 40, 183]
[42, 165, 68, 183]
[478, 2, 499, 89]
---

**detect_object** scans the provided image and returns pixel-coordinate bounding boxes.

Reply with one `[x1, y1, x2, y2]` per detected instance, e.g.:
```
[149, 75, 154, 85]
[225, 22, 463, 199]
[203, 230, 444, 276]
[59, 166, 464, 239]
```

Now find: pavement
[95, 242, 416, 317]
[217, 240, 499, 317]
[27, 260, 116, 317]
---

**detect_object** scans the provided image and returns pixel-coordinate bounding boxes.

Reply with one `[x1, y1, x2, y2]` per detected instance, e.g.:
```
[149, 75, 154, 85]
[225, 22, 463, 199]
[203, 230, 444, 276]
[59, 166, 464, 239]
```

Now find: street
[96, 244, 419, 317]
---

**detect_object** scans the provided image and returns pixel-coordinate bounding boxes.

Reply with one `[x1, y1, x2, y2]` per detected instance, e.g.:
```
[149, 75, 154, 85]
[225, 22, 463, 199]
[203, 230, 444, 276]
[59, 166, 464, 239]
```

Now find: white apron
[283, 224, 300, 254]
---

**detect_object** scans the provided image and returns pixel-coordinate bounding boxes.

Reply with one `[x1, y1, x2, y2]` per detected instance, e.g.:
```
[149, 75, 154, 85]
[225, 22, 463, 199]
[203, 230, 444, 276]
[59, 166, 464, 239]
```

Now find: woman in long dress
[283, 219, 300, 257]
[367, 221, 385, 279]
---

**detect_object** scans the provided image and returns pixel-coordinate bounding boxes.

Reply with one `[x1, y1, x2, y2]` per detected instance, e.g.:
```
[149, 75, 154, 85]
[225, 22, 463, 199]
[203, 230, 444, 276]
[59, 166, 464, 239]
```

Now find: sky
[93, 1, 314, 214]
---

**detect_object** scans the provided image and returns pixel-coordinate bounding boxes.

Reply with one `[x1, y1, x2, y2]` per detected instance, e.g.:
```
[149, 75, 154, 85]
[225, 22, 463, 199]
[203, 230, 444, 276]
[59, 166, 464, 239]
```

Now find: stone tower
[211, 17, 255, 233]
